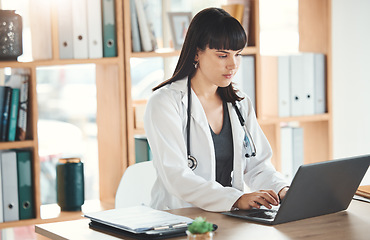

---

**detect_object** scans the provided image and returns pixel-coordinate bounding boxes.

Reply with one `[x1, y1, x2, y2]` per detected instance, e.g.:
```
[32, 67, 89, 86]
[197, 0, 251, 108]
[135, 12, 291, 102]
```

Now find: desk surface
[35, 200, 370, 240]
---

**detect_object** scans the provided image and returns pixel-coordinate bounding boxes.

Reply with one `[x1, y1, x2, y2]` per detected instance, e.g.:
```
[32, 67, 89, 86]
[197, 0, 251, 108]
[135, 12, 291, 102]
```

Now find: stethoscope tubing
[186, 77, 256, 170]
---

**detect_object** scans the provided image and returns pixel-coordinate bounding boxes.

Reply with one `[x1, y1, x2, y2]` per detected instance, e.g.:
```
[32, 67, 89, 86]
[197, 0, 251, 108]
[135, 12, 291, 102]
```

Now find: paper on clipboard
[84, 206, 193, 233]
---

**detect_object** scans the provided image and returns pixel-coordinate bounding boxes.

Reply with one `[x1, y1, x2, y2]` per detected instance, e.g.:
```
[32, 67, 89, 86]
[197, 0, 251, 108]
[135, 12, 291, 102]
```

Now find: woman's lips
[223, 73, 233, 79]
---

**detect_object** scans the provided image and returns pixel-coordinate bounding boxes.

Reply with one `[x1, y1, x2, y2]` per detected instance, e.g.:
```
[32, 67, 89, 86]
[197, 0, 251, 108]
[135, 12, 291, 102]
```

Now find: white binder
[87, 0, 103, 58]
[292, 127, 304, 175]
[1, 150, 19, 222]
[303, 53, 315, 115]
[314, 53, 326, 114]
[30, 0, 52, 60]
[243, 56, 256, 109]
[72, 0, 89, 59]
[57, 0, 74, 59]
[280, 127, 293, 180]
[280, 126, 304, 181]
[278, 55, 291, 117]
[290, 54, 305, 116]
[233, 56, 255, 109]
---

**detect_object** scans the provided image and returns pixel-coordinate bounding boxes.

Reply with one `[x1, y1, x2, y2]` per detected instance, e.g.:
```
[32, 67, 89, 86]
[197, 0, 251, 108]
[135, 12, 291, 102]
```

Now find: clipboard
[88, 220, 187, 240]
[84, 206, 193, 239]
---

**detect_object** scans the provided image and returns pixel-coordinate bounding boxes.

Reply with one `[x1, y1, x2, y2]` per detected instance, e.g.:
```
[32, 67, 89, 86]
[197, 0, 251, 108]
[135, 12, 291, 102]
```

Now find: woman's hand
[278, 187, 289, 201]
[233, 190, 279, 210]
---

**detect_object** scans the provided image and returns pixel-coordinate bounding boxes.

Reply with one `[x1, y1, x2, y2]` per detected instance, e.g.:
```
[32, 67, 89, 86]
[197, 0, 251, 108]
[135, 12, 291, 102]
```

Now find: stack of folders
[0, 72, 29, 142]
[29, 0, 117, 60]
[263, 53, 326, 117]
[0, 149, 35, 223]
[84, 206, 193, 239]
[280, 125, 304, 182]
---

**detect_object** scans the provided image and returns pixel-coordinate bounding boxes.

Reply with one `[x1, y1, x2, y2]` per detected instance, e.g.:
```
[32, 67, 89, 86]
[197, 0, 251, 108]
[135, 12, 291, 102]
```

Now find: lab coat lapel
[228, 102, 245, 191]
[180, 79, 216, 179]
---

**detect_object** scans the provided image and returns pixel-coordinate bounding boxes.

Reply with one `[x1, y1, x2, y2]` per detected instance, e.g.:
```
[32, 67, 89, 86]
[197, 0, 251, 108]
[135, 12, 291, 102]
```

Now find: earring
[193, 61, 199, 69]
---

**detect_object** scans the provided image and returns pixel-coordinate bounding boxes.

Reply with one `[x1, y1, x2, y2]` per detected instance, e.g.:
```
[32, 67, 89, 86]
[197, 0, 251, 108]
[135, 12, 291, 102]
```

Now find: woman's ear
[194, 48, 201, 62]
[194, 53, 199, 62]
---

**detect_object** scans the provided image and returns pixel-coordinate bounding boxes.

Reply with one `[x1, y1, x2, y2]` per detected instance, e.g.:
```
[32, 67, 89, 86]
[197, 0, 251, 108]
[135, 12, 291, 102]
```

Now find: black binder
[84, 206, 194, 239]
[89, 220, 187, 240]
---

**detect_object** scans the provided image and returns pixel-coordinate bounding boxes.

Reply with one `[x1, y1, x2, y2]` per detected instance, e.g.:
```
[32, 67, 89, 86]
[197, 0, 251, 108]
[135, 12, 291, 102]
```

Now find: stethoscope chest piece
[188, 155, 197, 170]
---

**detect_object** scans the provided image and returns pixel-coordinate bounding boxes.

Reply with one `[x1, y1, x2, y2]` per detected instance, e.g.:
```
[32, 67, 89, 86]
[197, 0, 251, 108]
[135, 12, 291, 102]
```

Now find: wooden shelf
[258, 114, 331, 125]
[0, 140, 35, 150]
[0, 57, 120, 68]
[130, 48, 181, 58]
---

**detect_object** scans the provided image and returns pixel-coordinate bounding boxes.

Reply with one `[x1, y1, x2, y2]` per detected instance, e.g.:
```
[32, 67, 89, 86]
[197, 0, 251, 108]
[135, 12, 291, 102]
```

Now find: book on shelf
[7, 88, 20, 141]
[226, 0, 251, 41]
[130, 0, 142, 52]
[134, 0, 155, 52]
[0, 86, 12, 141]
[0, 73, 29, 142]
[17, 74, 29, 141]
[221, 4, 244, 23]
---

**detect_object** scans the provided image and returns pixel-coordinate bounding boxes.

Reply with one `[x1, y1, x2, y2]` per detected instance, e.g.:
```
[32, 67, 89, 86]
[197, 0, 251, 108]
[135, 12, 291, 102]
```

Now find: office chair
[115, 161, 157, 209]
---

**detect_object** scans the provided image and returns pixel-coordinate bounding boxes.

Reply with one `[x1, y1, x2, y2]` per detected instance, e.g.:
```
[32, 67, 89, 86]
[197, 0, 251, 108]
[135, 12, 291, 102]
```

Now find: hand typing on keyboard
[233, 190, 279, 210]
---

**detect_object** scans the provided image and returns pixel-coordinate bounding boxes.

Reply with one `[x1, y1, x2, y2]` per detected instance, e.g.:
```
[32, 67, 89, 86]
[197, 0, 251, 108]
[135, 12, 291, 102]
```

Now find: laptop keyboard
[231, 209, 278, 220]
[246, 209, 277, 219]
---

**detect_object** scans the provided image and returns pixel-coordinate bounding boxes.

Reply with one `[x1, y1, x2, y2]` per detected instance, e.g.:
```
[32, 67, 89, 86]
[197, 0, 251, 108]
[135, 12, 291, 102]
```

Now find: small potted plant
[186, 217, 214, 240]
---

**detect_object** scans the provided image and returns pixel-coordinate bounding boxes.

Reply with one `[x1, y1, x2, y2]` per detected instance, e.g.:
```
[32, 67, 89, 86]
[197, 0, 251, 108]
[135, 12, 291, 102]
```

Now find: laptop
[223, 154, 370, 225]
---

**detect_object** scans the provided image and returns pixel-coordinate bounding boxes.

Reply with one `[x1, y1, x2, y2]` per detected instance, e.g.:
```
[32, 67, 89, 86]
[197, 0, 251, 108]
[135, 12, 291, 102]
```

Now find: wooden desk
[35, 200, 370, 240]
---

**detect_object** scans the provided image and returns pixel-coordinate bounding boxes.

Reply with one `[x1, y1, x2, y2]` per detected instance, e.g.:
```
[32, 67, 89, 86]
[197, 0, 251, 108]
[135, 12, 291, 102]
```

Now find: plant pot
[186, 230, 214, 240]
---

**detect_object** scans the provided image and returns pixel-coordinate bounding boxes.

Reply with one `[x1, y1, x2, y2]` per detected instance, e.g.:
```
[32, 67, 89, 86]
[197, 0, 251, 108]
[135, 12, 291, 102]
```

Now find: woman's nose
[227, 57, 238, 70]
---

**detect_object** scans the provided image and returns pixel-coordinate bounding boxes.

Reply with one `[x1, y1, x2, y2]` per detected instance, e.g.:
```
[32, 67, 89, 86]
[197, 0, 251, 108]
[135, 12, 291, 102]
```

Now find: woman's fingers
[234, 190, 280, 210]
[260, 190, 279, 206]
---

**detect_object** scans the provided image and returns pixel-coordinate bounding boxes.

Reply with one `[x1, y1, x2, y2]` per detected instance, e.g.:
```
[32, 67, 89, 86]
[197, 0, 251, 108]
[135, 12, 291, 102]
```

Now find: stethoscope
[186, 78, 257, 170]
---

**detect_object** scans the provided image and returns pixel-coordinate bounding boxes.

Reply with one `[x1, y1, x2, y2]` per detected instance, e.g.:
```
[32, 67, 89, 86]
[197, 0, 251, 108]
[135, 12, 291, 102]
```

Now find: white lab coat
[144, 78, 288, 212]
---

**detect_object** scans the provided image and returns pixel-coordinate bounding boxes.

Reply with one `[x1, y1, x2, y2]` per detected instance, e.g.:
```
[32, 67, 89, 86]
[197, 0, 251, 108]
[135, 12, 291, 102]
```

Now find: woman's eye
[218, 55, 227, 58]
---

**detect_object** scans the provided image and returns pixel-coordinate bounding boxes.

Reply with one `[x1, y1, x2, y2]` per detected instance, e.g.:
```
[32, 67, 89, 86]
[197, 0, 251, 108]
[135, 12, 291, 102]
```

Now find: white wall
[332, 0, 370, 184]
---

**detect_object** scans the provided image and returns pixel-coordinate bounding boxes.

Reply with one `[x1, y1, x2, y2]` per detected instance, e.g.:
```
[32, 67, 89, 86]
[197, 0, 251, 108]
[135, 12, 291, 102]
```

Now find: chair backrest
[115, 161, 157, 209]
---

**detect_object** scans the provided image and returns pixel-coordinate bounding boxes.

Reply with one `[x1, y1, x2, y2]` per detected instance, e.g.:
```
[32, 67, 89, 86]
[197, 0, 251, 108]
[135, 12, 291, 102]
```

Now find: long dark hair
[153, 7, 247, 102]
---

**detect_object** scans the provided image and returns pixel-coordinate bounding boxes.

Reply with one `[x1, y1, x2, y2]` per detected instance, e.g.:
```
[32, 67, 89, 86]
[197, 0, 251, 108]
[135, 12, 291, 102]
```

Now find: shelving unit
[0, 0, 332, 228]
[0, 0, 125, 228]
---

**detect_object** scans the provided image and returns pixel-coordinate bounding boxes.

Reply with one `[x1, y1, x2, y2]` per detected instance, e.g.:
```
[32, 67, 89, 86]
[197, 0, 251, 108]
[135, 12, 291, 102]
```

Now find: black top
[210, 101, 234, 187]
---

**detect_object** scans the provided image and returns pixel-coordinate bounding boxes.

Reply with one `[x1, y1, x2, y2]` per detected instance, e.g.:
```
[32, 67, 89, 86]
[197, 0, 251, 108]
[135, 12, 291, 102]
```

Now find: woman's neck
[190, 75, 218, 100]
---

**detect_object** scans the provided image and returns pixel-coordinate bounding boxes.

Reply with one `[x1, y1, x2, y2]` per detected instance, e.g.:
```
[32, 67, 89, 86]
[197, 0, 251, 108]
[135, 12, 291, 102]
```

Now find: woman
[144, 7, 289, 212]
